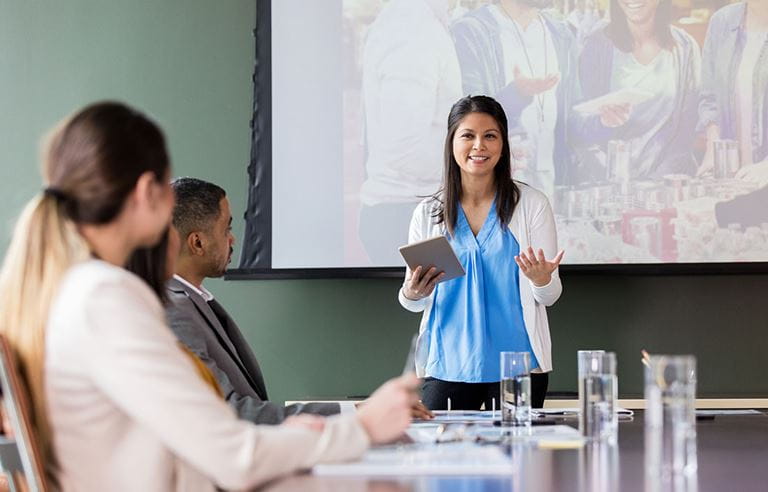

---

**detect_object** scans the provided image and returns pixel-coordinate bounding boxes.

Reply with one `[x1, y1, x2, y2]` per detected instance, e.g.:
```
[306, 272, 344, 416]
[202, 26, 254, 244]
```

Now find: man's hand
[513, 66, 560, 97]
[411, 400, 433, 420]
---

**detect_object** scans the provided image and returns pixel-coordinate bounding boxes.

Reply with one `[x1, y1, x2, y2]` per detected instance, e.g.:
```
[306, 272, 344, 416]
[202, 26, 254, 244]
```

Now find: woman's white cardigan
[398, 183, 562, 374]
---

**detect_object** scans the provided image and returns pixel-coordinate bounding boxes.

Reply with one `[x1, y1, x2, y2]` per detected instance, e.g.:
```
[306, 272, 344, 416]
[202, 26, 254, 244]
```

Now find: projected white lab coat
[359, 0, 462, 206]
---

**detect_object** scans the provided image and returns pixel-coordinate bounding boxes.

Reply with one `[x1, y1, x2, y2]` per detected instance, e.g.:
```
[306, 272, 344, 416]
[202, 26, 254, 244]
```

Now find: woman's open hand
[598, 103, 631, 128]
[515, 247, 564, 287]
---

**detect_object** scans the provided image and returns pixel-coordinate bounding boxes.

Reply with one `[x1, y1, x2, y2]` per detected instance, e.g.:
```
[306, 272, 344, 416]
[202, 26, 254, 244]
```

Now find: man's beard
[208, 251, 232, 278]
[517, 0, 554, 8]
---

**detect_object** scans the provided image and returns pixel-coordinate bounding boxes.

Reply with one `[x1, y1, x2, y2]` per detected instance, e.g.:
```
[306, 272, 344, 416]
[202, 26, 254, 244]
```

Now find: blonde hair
[0, 194, 90, 470]
[0, 101, 169, 476]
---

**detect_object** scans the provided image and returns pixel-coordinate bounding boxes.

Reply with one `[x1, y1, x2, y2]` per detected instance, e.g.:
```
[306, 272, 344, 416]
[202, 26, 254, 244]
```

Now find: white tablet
[398, 236, 465, 283]
[573, 87, 655, 115]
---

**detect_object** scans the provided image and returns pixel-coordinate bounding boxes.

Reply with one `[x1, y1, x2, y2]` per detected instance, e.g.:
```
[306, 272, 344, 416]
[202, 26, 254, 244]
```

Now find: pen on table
[642, 349, 670, 390]
[641, 349, 651, 368]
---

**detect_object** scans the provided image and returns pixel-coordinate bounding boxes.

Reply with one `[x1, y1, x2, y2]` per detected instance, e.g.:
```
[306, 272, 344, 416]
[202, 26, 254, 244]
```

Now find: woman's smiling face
[452, 112, 503, 179]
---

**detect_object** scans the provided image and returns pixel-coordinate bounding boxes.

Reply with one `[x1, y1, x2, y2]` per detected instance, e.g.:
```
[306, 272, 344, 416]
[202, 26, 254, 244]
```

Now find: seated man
[166, 177, 343, 423]
[167, 178, 431, 424]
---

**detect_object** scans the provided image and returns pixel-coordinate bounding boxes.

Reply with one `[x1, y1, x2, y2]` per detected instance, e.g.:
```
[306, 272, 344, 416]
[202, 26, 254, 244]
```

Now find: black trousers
[421, 373, 549, 410]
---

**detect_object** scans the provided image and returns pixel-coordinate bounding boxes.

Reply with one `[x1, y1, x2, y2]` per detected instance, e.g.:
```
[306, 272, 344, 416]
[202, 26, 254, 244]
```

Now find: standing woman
[399, 95, 563, 410]
[0, 102, 416, 491]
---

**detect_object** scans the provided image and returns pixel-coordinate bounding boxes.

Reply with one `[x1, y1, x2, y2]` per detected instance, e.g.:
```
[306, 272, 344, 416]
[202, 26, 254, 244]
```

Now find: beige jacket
[46, 260, 369, 492]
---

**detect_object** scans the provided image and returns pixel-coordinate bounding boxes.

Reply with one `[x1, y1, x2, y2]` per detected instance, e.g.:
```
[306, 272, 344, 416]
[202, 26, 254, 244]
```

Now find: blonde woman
[0, 102, 417, 491]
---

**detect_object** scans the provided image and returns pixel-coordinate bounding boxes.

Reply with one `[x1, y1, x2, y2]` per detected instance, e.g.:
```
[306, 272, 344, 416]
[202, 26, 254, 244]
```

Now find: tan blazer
[45, 260, 368, 492]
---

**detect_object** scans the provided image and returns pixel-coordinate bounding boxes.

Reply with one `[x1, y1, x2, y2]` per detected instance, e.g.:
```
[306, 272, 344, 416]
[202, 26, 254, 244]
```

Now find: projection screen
[236, 0, 768, 276]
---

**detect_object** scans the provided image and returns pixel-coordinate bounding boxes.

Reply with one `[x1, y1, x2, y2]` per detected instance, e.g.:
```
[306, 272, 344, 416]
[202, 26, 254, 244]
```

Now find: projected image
[333, 0, 768, 267]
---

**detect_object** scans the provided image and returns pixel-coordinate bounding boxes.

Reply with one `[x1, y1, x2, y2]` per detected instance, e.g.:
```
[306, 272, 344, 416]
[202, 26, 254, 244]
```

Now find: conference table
[259, 410, 768, 492]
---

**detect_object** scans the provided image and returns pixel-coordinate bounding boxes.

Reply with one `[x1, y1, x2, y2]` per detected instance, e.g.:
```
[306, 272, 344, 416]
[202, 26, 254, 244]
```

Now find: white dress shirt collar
[173, 274, 214, 302]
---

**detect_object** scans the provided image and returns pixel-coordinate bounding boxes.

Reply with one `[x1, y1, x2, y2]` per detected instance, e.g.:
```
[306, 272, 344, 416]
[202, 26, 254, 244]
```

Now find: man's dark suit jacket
[166, 277, 340, 424]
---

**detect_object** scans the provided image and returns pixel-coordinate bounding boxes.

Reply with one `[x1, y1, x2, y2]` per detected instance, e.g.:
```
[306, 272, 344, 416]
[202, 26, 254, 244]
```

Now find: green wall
[2, 0, 767, 406]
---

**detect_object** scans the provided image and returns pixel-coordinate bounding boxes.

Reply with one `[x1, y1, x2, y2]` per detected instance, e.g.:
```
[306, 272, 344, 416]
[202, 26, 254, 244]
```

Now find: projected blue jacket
[568, 24, 701, 181]
[699, 2, 768, 163]
[451, 7, 578, 186]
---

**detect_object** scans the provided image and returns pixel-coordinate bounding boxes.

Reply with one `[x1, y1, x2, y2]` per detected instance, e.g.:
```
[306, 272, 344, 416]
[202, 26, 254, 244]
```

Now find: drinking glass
[578, 351, 617, 442]
[500, 352, 531, 427]
[644, 355, 697, 491]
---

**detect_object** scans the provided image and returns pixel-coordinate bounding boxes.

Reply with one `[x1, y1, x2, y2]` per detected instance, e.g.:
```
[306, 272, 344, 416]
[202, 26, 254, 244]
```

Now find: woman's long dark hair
[125, 227, 171, 304]
[605, 0, 674, 52]
[432, 95, 520, 235]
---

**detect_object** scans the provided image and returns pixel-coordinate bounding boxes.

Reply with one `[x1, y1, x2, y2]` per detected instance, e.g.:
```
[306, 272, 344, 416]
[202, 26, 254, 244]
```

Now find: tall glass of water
[644, 355, 697, 491]
[500, 351, 531, 427]
[578, 351, 617, 442]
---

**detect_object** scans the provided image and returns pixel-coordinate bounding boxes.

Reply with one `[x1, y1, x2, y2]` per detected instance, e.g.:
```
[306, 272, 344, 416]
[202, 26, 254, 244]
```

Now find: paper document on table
[416, 407, 633, 424]
[696, 409, 763, 416]
[406, 422, 584, 448]
[472, 424, 583, 443]
[313, 442, 514, 476]
[420, 410, 499, 423]
[535, 407, 634, 416]
[573, 88, 654, 114]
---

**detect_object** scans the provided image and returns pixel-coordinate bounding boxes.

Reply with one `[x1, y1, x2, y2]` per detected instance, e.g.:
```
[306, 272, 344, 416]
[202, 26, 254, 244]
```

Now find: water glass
[713, 139, 739, 179]
[644, 355, 697, 491]
[606, 140, 630, 184]
[500, 352, 531, 427]
[578, 351, 617, 442]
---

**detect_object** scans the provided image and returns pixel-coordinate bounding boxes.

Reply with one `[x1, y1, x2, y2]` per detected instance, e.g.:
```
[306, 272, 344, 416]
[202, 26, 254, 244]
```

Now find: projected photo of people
[567, 0, 604, 47]
[570, 0, 701, 183]
[452, 0, 578, 201]
[353, 0, 463, 265]
[557, 0, 767, 264]
[699, 1, 768, 234]
[334, 0, 768, 268]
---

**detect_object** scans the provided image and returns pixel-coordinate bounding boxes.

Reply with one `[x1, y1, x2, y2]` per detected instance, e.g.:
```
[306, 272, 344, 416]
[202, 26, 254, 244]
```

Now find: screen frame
[233, 0, 768, 280]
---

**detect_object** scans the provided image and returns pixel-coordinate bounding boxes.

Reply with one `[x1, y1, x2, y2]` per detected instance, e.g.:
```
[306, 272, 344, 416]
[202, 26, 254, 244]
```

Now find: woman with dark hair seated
[569, 0, 701, 183]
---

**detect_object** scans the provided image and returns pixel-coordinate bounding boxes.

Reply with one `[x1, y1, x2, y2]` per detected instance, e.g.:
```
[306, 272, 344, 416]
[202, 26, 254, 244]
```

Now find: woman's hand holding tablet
[399, 236, 465, 300]
[402, 265, 444, 301]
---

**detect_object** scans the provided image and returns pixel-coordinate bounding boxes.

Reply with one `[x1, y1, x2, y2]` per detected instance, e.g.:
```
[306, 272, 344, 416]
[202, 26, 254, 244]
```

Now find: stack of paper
[313, 442, 515, 476]
[406, 423, 584, 447]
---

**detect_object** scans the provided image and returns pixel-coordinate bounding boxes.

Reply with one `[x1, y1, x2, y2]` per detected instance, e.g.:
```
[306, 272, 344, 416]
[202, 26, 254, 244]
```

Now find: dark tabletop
[258, 411, 768, 492]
